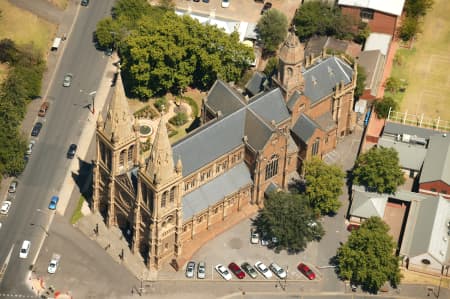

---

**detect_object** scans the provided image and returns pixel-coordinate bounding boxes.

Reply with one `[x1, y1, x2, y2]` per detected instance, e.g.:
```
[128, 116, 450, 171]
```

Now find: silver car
[63, 73, 73, 87]
[269, 262, 287, 279]
[197, 261, 206, 279]
[185, 261, 195, 278]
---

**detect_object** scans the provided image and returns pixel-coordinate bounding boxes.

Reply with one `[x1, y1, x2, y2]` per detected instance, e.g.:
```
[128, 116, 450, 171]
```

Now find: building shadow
[71, 158, 93, 204]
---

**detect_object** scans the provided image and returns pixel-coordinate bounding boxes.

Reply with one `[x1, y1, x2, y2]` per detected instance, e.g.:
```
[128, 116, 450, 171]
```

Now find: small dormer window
[360, 8, 374, 20]
[311, 75, 317, 86]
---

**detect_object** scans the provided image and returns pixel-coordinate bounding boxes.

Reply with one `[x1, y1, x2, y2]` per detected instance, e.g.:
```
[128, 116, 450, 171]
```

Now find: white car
[215, 264, 232, 280]
[250, 230, 259, 244]
[255, 261, 272, 279]
[269, 262, 287, 279]
[0, 201, 11, 215]
[48, 254, 61, 274]
[197, 261, 206, 279]
[221, 0, 230, 8]
[26, 140, 35, 155]
[19, 240, 31, 259]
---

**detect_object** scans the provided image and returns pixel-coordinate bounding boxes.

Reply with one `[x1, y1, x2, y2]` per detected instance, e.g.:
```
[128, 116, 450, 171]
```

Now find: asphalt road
[0, 0, 116, 295]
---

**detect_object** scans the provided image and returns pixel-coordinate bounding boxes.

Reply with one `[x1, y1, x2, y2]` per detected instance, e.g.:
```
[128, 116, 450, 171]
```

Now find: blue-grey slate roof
[182, 162, 253, 221]
[244, 109, 274, 151]
[420, 134, 450, 184]
[172, 110, 246, 176]
[287, 90, 302, 112]
[248, 88, 290, 125]
[205, 80, 246, 117]
[303, 56, 353, 104]
[383, 121, 442, 140]
[291, 114, 319, 143]
[245, 72, 266, 96]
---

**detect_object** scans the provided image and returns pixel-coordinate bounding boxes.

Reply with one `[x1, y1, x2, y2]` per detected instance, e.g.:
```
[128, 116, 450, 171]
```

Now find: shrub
[154, 97, 167, 112]
[169, 112, 188, 126]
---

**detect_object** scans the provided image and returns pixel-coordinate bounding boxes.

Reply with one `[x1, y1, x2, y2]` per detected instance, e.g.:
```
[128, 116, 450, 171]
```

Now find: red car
[297, 263, 316, 280]
[347, 224, 360, 232]
[228, 262, 246, 279]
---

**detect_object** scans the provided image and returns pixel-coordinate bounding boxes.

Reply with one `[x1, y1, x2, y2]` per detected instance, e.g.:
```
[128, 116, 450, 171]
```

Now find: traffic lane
[34, 214, 138, 299]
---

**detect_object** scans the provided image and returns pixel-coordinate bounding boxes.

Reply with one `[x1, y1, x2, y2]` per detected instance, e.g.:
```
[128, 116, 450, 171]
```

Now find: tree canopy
[256, 9, 288, 52]
[374, 96, 398, 119]
[399, 0, 434, 41]
[355, 65, 367, 99]
[336, 217, 402, 293]
[96, 1, 253, 99]
[254, 192, 324, 253]
[304, 157, 344, 215]
[352, 146, 405, 194]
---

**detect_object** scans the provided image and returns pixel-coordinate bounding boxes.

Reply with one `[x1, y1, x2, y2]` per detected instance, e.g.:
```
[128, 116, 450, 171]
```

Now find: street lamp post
[89, 91, 97, 114]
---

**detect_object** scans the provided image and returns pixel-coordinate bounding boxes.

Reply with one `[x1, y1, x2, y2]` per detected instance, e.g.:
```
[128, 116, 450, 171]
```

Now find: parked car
[8, 181, 18, 193]
[347, 224, 360, 232]
[228, 262, 245, 279]
[105, 48, 113, 56]
[297, 263, 316, 280]
[63, 73, 73, 87]
[197, 261, 206, 279]
[260, 2, 272, 14]
[47, 253, 61, 274]
[221, 0, 230, 8]
[215, 264, 232, 280]
[241, 262, 258, 279]
[269, 262, 287, 279]
[38, 102, 50, 117]
[81, 0, 89, 6]
[26, 140, 35, 156]
[48, 196, 59, 210]
[250, 230, 259, 244]
[185, 261, 195, 278]
[0, 201, 11, 215]
[271, 236, 279, 245]
[31, 122, 43, 137]
[19, 240, 31, 259]
[67, 144, 78, 159]
[255, 261, 272, 279]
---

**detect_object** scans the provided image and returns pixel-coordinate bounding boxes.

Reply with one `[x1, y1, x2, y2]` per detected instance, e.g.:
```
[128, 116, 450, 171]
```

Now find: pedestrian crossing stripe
[0, 294, 36, 298]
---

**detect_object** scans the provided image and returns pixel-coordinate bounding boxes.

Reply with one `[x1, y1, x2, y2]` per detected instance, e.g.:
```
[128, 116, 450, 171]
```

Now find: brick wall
[341, 6, 398, 36]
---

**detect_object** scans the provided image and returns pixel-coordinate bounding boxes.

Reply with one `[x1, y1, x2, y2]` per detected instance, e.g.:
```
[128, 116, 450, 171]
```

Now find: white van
[19, 240, 31, 259]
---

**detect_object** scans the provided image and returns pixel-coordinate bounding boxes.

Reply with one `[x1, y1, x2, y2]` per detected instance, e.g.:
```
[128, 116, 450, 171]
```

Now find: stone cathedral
[92, 31, 357, 270]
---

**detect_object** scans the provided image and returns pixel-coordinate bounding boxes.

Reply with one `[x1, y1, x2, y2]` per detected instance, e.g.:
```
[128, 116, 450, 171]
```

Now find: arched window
[128, 145, 134, 165]
[161, 191, 168, 208]
[119, 149, 126, 167]
[170, 187, 176, 203]
[311, 138, 320, 156]
[265, 154, 279, 180]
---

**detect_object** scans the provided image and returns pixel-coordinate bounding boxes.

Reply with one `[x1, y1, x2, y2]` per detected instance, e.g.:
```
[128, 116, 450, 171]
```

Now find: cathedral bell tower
[273, 28, 305, 101]
[92, 66, 139, 226]
[138, 118, 183, 270]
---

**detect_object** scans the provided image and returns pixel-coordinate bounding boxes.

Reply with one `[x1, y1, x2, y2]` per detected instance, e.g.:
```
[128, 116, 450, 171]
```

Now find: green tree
[304, 157, 344, 215]
[169, 112, 188, 126]
[256, 9, 288, 52]
[254, 192, 324, 253]
[405, 0, 434, 17]
[154, 97, 167, 112]
[263, 57, 278, 77]
[374, 96, 398, 119]
[385, 77, 402, 93]
[355, 65, 367, 98]
[352, 146, 405, 194]
[336, 217, 402, 293]
[398, 17, 420, 41]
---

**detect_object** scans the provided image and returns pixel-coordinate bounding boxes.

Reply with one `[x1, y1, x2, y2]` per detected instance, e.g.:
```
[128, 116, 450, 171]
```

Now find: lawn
[0, 0, 57, 53]
[391, 0, 450, 123]
[47, 0, 68, 9]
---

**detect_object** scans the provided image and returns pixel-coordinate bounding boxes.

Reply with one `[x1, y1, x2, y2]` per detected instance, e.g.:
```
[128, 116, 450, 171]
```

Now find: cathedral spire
[145, 118, 177, 185]
[103, 65, 135, 145]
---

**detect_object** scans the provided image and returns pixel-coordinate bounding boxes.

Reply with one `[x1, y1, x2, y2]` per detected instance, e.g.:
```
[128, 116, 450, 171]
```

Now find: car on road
[197, 261, 206, 279]
[63, 73, 73, 87]
[228, 262, 245, 279]
[31, 122, 43, 137]
[81, 0, 89, 6]
[19, 240, 31, 259]
[0, 201, 11, 215]
[26, 140, 35, 156]
[48, 253, 61, 274]
[241, 262, 258, 279]
[297, 263, 316, 280]
[250, 230, 259, 244]
[255, 261, 272, 279]
[38, 102, 50, 117]
[215, 264, 232, 280]
[185, 261, 195, 278]
[221, 0, 230, 8]
[67, 144, 78, 159]
[260, 2, 272, 14]
[48, 196, 59, 210]
[269, 262, 287, 279]
[8, 181, 18, 193]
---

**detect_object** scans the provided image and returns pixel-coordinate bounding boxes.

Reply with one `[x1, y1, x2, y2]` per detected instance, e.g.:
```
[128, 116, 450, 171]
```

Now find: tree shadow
[185, 116, 201, 134]
[71, 157, 93, 205]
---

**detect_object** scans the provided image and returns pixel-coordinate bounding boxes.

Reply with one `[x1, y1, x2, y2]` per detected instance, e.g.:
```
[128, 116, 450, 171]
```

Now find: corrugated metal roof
[291, 114, 319, 143]
[172, 110, 246, 176]
[350, 189, 387, 218]
[303, 57, 353, 104]
[182, 162, 253, 221]
[419, 134, 450, 184]
[357, 50, 385, 96]
[205, 80, 246, 117]
[364, 33, 391, 56]
[383, 121, 443, 139]
[338, 0, 405, 16]
[377, 137, 427, 171]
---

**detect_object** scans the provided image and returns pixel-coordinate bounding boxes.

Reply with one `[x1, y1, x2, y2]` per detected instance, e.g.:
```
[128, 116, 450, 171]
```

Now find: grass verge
[71, 195, 85, 224]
